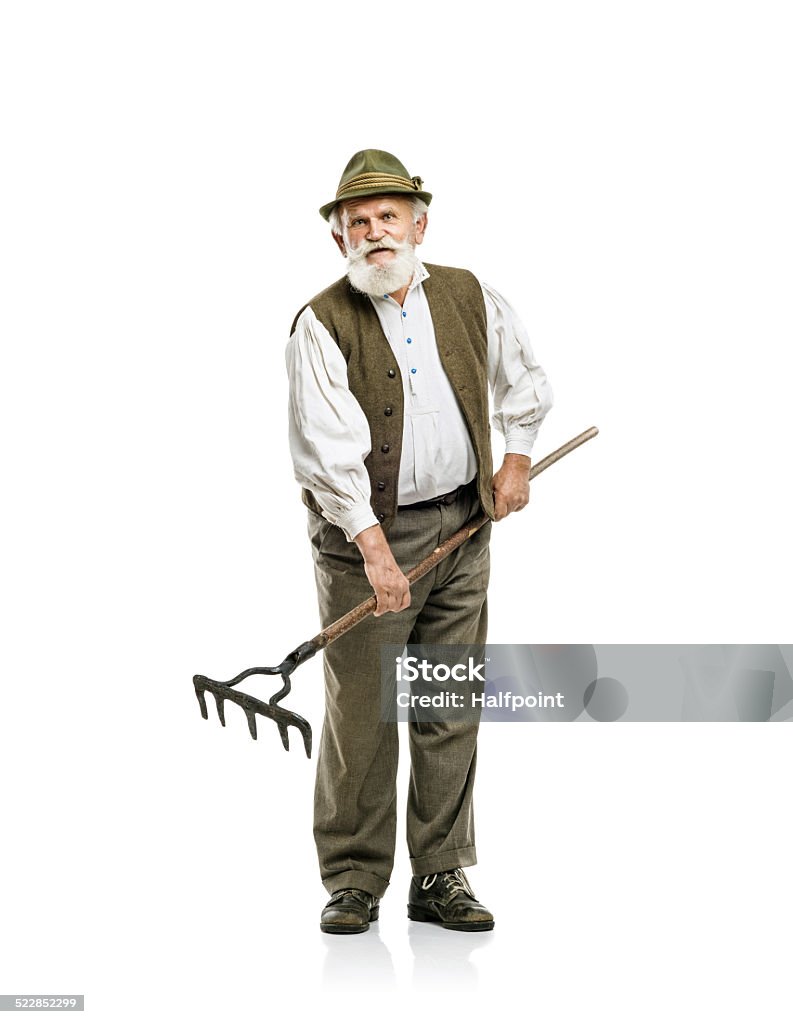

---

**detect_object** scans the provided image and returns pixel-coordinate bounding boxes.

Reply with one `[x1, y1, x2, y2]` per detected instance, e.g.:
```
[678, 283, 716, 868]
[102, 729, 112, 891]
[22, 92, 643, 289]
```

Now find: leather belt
[398, 478, 476, 512]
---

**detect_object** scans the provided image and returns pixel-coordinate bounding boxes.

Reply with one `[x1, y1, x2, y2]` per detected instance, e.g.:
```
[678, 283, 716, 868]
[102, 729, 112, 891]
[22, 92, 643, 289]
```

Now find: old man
[285, 149, 553, 933]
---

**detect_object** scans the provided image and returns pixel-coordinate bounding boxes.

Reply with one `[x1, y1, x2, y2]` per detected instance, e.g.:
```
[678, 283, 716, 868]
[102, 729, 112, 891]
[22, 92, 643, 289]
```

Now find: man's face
[332, 195, 428, 298]
[334, 195, 427, 262]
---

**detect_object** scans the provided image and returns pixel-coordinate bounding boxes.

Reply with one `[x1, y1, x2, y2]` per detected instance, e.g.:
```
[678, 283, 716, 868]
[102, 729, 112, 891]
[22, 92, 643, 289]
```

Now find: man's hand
[354, 524, 411, 616]
[492, 453, 532, 521]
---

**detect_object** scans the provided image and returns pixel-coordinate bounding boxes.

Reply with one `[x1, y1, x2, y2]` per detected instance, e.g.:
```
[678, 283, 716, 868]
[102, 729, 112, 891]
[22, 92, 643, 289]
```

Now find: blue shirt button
[402, 311, 407, 317]
[411, 368, 417, 374]
[406, 337, 412, 344]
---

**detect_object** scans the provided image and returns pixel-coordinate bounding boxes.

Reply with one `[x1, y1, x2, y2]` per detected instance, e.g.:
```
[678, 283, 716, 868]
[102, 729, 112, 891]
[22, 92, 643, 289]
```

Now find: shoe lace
[331, 888, 371, 905]
[420, 867, 475, 899]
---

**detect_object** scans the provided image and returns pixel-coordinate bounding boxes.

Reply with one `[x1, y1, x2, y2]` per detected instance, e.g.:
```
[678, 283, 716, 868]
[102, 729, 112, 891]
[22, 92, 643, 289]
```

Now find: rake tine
[244, 708, 258, 740]
[195, 685, 208, 720]
[213, 692, 227, 728]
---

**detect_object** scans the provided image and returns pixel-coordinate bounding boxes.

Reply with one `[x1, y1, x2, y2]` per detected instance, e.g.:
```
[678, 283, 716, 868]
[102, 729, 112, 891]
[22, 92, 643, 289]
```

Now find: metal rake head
[193, 642, 318, 758]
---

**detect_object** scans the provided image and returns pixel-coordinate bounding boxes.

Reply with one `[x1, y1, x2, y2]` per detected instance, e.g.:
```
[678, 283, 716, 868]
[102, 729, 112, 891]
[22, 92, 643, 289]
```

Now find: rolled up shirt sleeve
[482, 282, 554, 457]
[285, 307, 378, 541]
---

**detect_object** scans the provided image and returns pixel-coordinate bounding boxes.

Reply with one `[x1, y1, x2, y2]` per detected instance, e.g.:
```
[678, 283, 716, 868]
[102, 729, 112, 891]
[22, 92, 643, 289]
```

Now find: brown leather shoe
[320, 888, 380, 934]
[408, 868, 494, 931]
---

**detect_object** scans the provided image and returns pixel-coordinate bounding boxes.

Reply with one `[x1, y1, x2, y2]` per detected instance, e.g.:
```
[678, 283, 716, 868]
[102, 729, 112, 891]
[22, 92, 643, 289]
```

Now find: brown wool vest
[291, 263, 495, 534]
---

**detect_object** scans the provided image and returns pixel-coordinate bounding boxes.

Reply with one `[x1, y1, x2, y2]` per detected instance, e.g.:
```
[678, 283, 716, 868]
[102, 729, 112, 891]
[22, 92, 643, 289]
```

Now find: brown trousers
[307, 481, 491, 898]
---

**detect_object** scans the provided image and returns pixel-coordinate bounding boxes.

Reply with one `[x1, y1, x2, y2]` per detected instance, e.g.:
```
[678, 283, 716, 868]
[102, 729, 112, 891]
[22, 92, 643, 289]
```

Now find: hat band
[336, 171, 422, 200]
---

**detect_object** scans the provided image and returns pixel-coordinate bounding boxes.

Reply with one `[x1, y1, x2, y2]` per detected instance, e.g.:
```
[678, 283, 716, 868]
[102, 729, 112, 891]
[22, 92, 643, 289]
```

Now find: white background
[1, 1, 791, 1021]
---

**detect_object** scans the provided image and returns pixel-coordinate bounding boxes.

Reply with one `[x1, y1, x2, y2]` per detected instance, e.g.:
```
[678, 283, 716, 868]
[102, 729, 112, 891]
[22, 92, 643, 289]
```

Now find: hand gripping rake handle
[193, 426, 598, 757]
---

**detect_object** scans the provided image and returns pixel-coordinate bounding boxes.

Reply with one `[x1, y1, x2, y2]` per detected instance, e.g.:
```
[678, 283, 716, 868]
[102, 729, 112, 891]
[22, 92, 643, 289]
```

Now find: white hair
[329, 195, 428, 239]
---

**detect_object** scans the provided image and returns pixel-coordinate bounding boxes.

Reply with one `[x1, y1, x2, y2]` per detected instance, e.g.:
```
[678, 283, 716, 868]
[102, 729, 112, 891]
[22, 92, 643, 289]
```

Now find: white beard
[345, 235, 420, 297]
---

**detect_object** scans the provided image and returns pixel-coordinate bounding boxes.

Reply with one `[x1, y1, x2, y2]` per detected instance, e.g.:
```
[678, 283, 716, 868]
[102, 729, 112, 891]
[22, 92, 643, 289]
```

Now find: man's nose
[366, 219, 385, 240]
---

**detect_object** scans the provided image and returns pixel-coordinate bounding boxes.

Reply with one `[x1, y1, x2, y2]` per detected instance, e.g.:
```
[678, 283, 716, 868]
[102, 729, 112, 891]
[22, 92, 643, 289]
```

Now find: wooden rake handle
[314, 426, 599, 651]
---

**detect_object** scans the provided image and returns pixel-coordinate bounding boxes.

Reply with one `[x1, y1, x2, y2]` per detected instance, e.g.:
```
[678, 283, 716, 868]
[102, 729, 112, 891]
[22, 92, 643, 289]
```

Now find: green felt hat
[320, 149, 432, 221]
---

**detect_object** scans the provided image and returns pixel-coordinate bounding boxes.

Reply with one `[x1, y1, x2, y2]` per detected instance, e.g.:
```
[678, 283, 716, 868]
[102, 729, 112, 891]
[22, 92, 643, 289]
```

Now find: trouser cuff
[322, 869, 390, 899]
[409, 845, 477, 878]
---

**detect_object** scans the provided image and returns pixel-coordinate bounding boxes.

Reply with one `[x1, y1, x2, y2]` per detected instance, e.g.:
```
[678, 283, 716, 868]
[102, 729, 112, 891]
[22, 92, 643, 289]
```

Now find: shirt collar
[411, 261, 430, 292]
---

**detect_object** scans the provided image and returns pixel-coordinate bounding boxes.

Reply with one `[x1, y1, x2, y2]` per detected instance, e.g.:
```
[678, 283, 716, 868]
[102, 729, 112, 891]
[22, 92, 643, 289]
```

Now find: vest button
[377, 481, 386, 491]
[381, 444, 390, 454]
[387, 369, 396, 378]
[377, 513, 385, 522]
[384, 407, 393, 416]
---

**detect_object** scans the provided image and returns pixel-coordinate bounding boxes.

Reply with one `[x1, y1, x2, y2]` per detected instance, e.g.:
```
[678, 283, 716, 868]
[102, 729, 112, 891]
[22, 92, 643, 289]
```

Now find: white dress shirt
[286, 262, 553, 541]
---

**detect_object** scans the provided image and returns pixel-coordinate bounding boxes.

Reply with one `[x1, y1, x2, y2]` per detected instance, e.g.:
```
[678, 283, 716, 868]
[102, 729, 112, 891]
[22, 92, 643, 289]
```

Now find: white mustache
[346, 236, 406, 262]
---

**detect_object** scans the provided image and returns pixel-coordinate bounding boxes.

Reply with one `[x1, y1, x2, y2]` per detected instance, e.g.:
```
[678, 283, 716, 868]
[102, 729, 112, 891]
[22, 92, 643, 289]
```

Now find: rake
[193, 426, 598, 757]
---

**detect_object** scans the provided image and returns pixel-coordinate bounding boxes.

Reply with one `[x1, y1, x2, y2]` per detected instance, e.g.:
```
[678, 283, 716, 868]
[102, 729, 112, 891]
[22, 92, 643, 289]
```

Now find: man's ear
[413, 212, 428, 246]
[332, 231, 347, 257]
